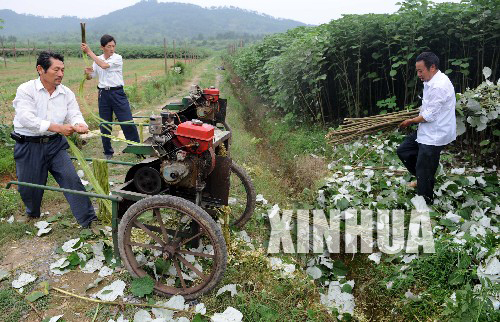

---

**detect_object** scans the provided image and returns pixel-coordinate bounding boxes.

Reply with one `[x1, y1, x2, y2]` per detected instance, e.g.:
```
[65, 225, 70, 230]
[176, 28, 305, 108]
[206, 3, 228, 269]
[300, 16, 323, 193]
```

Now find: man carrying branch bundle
[81, 34, 140, 160]
[397, 52, 457, 204]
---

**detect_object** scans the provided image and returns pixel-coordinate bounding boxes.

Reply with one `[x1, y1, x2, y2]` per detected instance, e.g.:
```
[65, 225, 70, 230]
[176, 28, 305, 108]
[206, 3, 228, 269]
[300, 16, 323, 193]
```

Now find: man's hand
[48, 123, 75, 136]
[84, 67, 93, 80]
[399, 119, 414, 128]
[73, 123, 89, 134]
[80, 43, 92, 55]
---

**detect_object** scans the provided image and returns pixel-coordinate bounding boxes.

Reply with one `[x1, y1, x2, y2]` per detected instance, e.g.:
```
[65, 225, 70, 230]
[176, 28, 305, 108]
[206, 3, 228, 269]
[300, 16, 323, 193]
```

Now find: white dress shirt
[13, 78, 87, 136]
[90, 53, 125, 88]
[417, 70, 457, 146]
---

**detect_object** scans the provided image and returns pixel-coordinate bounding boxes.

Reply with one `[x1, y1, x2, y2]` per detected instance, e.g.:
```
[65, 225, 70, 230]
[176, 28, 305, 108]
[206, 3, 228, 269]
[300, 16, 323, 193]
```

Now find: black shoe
[104, 154, 113, 160]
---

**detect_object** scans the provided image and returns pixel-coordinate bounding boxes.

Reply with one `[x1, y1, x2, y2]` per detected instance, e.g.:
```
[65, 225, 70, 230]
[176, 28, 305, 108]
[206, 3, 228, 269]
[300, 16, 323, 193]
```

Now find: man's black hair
[416, 52, 440, 70]
[36, 51, 64, 72]
[100, 34, 116, 47]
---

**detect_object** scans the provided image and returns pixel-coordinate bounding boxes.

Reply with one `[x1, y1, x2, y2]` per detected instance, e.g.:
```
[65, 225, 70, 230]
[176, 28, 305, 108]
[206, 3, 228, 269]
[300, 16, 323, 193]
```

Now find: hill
[0, 1, 308, 45]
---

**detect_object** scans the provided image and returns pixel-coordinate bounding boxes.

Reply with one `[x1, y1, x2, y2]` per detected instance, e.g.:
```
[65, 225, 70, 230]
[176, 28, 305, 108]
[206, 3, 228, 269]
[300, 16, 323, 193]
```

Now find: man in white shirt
[81, 34, 140, 159]
[397, 52, 457, 204]
[12, 51, 97, 227]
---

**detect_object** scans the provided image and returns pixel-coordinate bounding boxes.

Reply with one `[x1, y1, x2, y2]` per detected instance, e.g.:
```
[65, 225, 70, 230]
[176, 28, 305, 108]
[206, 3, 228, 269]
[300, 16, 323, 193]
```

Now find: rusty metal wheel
[118, 195, 227, 299]
[229, 161, 256, 228]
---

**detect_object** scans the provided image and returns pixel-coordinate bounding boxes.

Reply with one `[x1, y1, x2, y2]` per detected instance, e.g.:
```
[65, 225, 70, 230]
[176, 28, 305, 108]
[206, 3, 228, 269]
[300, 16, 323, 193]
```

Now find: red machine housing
[202, 88, 219, 102]
[175, 121, 214, 154]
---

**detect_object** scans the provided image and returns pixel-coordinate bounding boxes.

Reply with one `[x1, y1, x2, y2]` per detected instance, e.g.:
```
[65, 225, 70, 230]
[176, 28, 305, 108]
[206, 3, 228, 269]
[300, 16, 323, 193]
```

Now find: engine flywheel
[133, 166, 162, 195]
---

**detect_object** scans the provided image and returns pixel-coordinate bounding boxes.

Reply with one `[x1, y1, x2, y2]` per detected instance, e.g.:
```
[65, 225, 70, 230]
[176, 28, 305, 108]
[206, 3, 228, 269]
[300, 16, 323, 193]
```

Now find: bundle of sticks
[326, 109, 420, 145]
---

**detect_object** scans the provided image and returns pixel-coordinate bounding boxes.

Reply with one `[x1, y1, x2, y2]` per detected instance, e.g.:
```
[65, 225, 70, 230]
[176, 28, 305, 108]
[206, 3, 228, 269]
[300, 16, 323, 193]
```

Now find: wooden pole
[2, 38, 6, 68]
[184, 42, 186, 64]
[13, 41, 16, 62]
[163, 37, 167, 75]
[173, 40, 176, 65]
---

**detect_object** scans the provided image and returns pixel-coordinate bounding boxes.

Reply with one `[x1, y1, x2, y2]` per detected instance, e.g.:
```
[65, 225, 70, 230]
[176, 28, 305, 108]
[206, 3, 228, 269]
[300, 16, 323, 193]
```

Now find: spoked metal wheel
[118, 195, 227, 299]
[228, 161, 256, 228]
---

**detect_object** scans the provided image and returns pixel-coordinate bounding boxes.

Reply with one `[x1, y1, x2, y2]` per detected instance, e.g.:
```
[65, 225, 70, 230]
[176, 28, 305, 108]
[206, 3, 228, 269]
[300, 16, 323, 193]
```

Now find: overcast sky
[1, 0, 461, 25]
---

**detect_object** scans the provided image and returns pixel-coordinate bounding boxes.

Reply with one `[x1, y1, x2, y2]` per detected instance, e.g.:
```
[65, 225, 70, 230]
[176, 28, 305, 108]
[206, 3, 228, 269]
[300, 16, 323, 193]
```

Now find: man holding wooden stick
[81, 34, 140, 160]
[11, 51, 97, 227]
[397, 51, 456, 204]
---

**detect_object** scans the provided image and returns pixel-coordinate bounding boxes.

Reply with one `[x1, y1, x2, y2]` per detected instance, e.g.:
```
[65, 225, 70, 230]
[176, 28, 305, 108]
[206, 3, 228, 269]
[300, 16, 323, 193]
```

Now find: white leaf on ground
[94, 280, 126, 301]
[37, 227, 52, 236]
[92, 242, 106, 261]
[49, 315, 64, 322]
[268, 257, 283, 270]
[195, 303, 207, 314]
[133, 310, 153, 322]
[268, 204, 280, 219]
[255, 194, 268, 204]
[401, 254, 417, 264]
[386, 281, 394, 289]
[152, 306, 174, 320]
[410, 195, 430, 212]
[482, 66, 492, 79]
[450, 168, 465, 175]
[81, 179, 89, 186]
[12, 273, 36, 288]
[164, 294, 187, 311]
[477, 255, 500, 283]
[7, 215, 14, 224]
[62, 238, 83, 252]
[404, 290, 420, 300]
[98, 266, 114, 277]
[368, 252, 382, 264]
[176, 317, 190, 322]
[81, 258, 104, 274]
[216, 284, 238, 297]
[282, 263, 295, 277]
[77, 170, 84, 178]
[211, 306, 243, 322]
[320, 281, 355, 315]
[228, 197, 237, 205]
[34, 221, 50, 229]
[317, 190, 325, 206]
[444, 212, 462, 223]
[50, 258, 70, 269]
[306, 266, 323, 279]
[50, 268, 70, 276]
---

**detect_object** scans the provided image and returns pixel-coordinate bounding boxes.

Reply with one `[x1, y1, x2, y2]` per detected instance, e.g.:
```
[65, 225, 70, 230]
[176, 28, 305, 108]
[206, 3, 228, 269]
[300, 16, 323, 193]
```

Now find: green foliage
[0, 188, 22, 218]
[230, 0, 499, 122]
[130, 275, 155, 297]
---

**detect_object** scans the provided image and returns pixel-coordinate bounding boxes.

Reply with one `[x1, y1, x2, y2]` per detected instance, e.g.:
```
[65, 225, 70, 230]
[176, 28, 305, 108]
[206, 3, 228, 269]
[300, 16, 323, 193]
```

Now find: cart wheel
[118, 195, 227, 299]
[228, 161, 256, 228]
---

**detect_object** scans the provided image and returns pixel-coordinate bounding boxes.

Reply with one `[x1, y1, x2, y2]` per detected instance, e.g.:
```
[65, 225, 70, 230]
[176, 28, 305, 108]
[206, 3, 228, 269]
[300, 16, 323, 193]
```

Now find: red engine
[174, 120, 214, 154]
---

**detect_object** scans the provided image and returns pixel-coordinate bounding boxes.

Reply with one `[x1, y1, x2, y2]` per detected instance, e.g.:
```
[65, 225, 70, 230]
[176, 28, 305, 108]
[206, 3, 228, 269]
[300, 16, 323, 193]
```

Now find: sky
[1, 0, 461, 25]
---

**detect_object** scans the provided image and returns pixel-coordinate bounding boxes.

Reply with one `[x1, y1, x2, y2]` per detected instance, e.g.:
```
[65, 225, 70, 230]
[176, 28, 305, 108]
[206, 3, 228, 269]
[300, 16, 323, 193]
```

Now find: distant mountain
[0, 0, 308, 45]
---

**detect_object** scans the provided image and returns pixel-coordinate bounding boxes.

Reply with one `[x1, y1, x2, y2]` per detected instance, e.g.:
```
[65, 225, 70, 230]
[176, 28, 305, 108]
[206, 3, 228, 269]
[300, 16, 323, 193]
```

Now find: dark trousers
[98, 88, 140, 156]
[397, 132, 444, 204]
[14, 135, 96, 227]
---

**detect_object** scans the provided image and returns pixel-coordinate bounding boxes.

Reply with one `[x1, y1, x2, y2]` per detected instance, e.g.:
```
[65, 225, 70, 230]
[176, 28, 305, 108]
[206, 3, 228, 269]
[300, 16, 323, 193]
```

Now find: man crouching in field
[11, 51, 97, 228]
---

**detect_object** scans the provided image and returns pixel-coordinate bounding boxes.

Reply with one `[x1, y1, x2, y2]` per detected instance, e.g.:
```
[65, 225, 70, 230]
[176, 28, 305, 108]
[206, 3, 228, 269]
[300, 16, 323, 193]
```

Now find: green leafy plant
[130, 275, 155, 297]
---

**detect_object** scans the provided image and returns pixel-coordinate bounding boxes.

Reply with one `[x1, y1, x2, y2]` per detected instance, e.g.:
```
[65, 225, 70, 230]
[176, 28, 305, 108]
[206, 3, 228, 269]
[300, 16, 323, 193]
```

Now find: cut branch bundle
[326, 110, 419, 145]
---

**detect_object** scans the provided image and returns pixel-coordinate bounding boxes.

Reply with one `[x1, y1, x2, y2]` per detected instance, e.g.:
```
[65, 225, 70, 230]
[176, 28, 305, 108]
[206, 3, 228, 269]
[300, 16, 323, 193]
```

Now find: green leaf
[46, 215, 60, 223]
[445, 69, 452, 74]
[449, 270, 465, 286]
[67, 252, 81, 267]
[331, 260, 348, 276]
[389, 70, 397, 77]
[192, 314, 207, 322]
[155, 258, 171, 275]
[371, 52, 382, 60]
[131, 276, 155, 297]
[493, 130, 500, 136]
[416, 36, 423, 41]
[341, 283, 353, 293]
[479, 140, 490, 146]
[337, 198, 350, 211]
[458, 255, 472, 269]
[101, 289, 113, 295]
[26, 291, 46, 302]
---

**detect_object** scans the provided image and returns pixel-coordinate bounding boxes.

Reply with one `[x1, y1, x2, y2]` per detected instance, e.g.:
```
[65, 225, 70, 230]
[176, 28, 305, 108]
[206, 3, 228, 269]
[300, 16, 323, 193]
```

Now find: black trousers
[98, 88, 140, 156]
[14, 135, 96, 227]
[397, 132, 444, 204]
